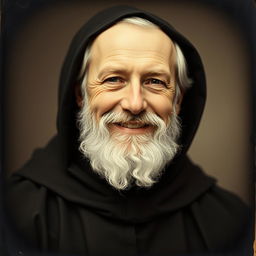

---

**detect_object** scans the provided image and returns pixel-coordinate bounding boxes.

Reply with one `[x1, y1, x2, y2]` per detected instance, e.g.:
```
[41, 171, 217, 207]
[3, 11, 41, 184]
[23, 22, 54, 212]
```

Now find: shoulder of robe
[5, 174, 59, 250]
[188, 184, 253, 254]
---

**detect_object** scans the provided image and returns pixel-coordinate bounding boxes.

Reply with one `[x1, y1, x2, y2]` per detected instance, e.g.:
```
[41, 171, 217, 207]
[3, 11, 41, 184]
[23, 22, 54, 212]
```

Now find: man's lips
[109, 121, 154, 135]
[113, 121, 150, 129]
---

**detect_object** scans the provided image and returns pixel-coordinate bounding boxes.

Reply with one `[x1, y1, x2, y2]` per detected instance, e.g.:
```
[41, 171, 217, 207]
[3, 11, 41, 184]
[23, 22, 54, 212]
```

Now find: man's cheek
[146, 96, 173, 122]
[89, 94, 122, 121]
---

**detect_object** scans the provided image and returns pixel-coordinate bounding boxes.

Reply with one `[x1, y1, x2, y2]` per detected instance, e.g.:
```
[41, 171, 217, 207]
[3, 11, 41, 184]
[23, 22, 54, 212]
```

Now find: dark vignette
[0, 0, 255, 255]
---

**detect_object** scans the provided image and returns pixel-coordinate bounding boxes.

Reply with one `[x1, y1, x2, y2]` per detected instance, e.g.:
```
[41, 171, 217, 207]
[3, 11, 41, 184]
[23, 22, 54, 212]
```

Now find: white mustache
[101, 111, 163, 127]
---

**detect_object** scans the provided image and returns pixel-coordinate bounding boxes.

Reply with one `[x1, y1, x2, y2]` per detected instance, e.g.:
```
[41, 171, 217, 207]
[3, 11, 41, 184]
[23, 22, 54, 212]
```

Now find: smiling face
[76, 21, 183, 189]
[77, 22, 179, 136]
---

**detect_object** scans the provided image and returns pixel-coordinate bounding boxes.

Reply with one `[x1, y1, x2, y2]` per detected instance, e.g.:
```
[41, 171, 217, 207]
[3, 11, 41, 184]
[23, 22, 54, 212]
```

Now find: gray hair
[78, 17, 192, 105]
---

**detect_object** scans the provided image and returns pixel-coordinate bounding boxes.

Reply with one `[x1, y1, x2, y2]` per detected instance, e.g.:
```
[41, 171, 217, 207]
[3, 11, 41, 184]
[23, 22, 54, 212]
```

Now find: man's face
[80, 22, 178, 135]
[76, 21, 182, 190]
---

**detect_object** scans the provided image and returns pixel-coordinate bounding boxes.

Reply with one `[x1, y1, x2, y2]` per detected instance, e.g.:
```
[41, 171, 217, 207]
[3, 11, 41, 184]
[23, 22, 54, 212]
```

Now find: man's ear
[75, 84, 83, 108]
[174, 91, 184, 115]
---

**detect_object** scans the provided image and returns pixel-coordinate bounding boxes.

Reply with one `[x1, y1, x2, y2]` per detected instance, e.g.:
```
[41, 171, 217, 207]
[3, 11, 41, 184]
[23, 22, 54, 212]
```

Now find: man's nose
[120, 81, 147, 115]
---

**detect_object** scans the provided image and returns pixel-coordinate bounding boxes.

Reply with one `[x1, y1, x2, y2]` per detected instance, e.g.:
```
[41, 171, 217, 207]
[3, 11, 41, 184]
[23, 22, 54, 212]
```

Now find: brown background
[5, 1, 253, 204]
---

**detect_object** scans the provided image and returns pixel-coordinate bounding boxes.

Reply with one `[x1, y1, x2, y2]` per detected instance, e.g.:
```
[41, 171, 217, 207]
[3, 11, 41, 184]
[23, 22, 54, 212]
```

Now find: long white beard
[77, 103, 181, 190]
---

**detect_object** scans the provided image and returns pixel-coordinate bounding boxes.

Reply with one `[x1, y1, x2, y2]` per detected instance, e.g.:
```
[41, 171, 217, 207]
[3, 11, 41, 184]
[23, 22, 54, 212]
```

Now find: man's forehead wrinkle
[92, 46, 173, 59]
[95, 50, 173, 69]
[101, 54, 171, 65]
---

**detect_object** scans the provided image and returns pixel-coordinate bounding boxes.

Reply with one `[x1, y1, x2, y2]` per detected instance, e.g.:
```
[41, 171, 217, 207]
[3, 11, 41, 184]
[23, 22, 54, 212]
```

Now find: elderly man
[6, 5, 251, 256]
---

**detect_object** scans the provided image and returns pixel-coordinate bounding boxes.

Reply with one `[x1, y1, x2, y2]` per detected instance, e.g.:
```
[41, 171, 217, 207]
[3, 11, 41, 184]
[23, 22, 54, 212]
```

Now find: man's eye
[104, 77, 124, 83]
[144, 78, 167, 87]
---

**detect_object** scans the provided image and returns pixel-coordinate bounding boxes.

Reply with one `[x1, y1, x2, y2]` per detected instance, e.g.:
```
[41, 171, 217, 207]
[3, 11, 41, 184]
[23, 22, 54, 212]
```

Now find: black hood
[10, 5, 214, 223]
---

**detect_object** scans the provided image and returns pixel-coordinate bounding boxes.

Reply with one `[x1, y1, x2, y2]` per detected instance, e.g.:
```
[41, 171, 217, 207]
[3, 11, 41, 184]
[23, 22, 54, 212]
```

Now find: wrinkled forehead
[89, 22, 176, 67]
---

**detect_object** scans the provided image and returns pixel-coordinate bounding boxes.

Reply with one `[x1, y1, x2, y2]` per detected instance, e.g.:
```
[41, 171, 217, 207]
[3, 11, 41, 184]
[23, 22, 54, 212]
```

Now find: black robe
[4, 5, 253, 256]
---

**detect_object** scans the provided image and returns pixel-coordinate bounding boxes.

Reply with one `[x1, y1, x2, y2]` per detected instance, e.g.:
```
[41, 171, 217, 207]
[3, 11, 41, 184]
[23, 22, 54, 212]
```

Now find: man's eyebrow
[98, 67, 128, 78]
[142, 70, 171, 78]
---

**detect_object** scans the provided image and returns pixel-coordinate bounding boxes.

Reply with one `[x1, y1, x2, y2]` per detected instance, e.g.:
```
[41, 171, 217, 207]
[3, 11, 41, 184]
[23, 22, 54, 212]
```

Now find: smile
[116, 121, 149, 129]
[110, 121, 154, 135]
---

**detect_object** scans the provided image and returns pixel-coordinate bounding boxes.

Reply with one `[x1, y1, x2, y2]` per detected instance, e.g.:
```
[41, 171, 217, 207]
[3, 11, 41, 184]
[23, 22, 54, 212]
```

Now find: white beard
[77, 102, 181, 190]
